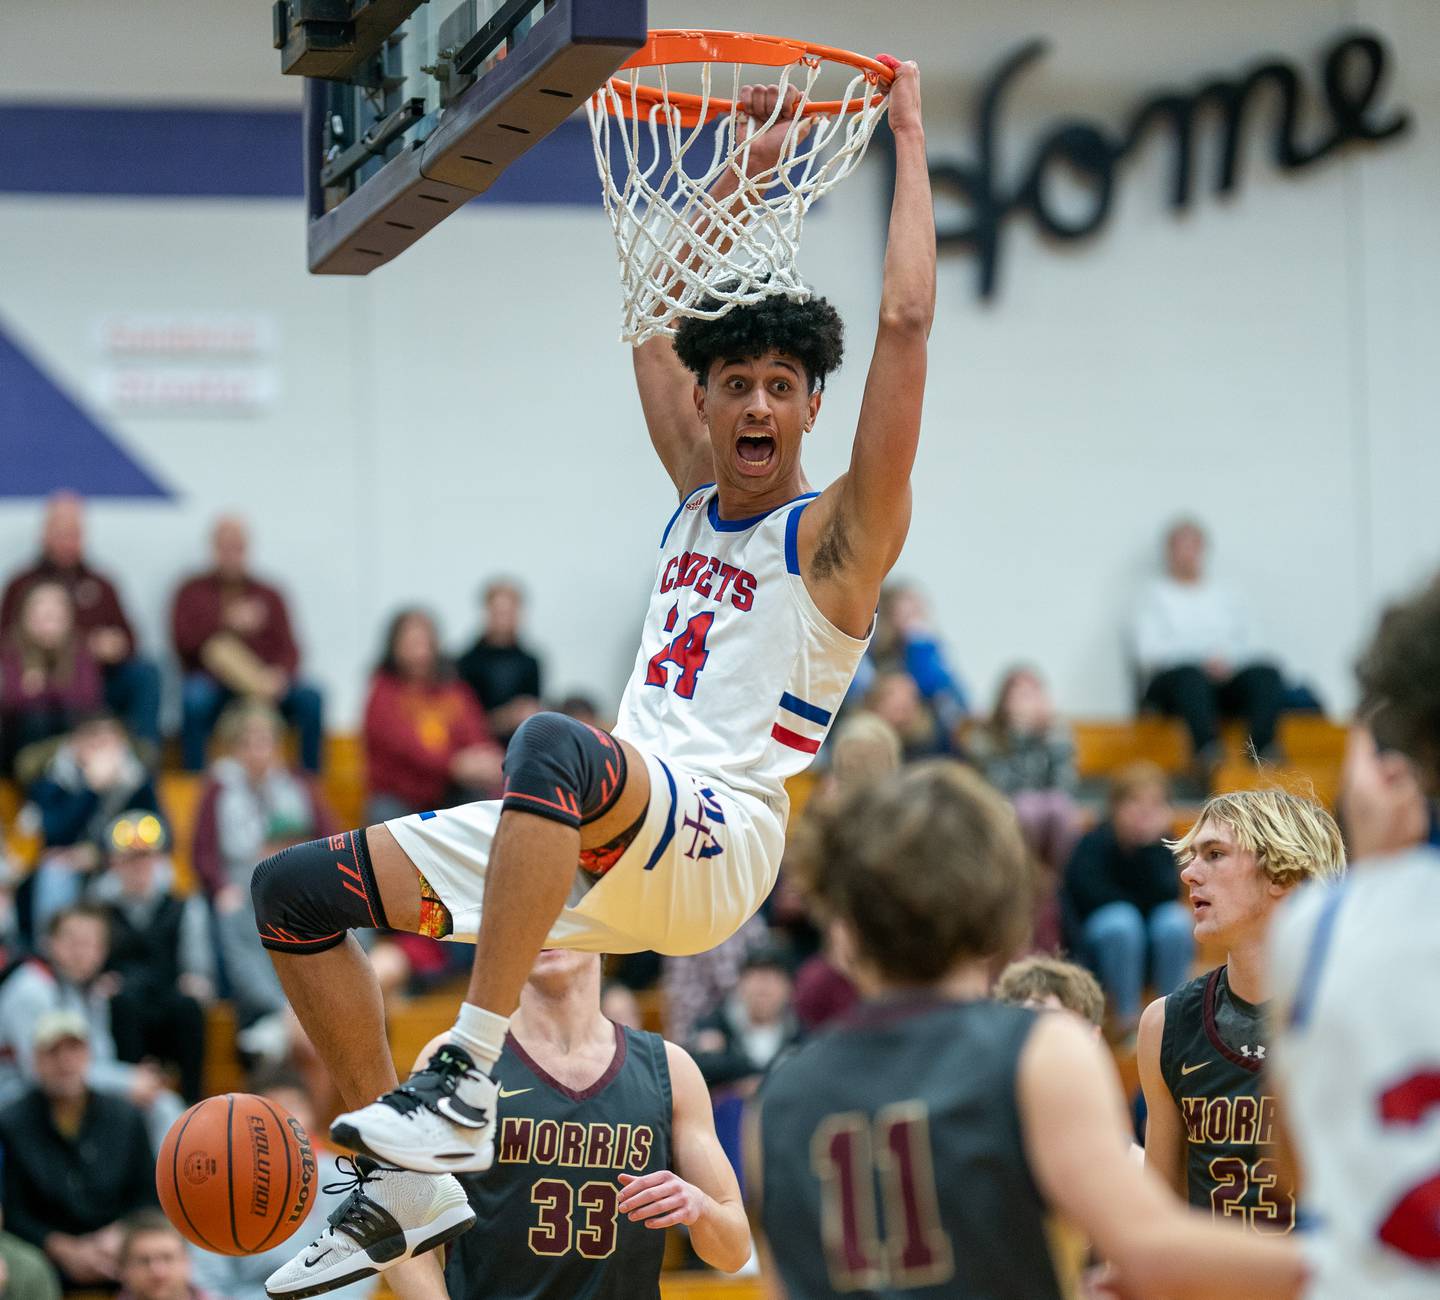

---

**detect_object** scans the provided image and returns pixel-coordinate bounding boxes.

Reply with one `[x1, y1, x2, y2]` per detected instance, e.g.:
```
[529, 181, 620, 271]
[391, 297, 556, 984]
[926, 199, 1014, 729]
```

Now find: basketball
[156, 1093, 316, 1256]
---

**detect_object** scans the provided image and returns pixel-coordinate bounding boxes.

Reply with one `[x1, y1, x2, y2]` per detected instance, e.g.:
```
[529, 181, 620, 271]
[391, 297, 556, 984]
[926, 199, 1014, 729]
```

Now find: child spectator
[0, 1011, 158, 1291]
[862, 670, 946, 760]
[0, 492, 162, 751]
[691, 948, 802, 1094]
[863, 582, 969, 736]
[191, 700, 334, 1052]
[90, 812, 213, 1103]
[0, 581, 102, 777]
[1061, 763, 1192, 1037]
[363, 607, 502, 822]
[995, 954, 1105, 1029]
[27, 712, 159, 854]
[456, 578, 544, 745]
[171, 515, 324, 772]
[115, 1211, 217, 1300]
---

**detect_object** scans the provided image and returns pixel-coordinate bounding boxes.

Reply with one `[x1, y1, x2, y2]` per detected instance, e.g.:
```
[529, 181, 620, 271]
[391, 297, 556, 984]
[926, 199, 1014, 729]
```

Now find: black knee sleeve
[252, 830, 390, 954]
[501, 712, 628, 830]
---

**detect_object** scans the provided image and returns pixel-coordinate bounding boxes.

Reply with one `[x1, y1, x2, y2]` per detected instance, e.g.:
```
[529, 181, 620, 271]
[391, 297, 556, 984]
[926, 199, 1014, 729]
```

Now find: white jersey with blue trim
[612, 483, 870, 820]
[1268, 848, 1440, 1299]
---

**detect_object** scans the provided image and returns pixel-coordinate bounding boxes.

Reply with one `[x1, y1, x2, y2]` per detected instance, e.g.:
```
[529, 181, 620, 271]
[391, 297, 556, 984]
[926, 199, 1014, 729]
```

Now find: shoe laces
[382, 1042, 481, 1117]
[323, 1156, 401, 1245]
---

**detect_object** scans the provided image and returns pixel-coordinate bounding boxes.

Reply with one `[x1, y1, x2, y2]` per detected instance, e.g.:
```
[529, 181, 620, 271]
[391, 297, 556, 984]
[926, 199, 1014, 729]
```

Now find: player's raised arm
[837, 57, 934, 574]
[632, 337, 712, 499]
[630, 85, 815, 501]
[1137, 995, 1188, 1196]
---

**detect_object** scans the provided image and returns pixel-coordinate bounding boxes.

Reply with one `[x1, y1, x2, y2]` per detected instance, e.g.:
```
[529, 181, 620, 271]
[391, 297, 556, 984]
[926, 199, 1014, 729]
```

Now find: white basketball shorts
[384, 747, 785, 956]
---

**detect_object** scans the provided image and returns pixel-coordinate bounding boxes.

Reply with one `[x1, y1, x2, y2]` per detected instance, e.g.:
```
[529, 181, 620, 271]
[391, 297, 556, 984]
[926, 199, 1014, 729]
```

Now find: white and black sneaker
[329, 1041, 498, 1174]
[264, 1157, 473, 1298]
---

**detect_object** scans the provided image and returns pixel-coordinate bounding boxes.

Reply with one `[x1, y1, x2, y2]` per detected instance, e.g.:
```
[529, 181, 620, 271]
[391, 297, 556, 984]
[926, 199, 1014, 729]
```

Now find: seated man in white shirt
[1131, 519, 1285, 771]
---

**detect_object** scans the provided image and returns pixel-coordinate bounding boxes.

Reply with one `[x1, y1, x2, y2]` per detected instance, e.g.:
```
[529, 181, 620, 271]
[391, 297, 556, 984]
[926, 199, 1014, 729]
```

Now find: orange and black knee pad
[500, 712, 628, 830]
[251, 830, 390, 954]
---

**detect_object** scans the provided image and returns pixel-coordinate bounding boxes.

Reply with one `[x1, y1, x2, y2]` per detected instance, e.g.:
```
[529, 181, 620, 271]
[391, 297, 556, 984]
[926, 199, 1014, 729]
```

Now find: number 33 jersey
[445, 1023, 673, 1299]
[613, 484, 871, 819]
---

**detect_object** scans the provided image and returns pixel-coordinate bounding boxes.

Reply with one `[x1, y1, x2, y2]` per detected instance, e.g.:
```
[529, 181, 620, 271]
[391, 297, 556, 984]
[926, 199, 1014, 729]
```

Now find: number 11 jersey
[757, 996, 1064, 1299]
[613, 484, 871, 820]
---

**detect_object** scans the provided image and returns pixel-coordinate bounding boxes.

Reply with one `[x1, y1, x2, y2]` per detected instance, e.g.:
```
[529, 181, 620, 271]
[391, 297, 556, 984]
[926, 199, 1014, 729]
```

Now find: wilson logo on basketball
[183, 1152, 218, 1185]
[285, 1116, 317, 1224]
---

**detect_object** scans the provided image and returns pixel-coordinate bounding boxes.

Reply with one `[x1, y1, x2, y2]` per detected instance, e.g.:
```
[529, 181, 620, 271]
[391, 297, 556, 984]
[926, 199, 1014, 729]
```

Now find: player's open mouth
[736, 433, 776, 473]
[1191, 897, 1210, 914]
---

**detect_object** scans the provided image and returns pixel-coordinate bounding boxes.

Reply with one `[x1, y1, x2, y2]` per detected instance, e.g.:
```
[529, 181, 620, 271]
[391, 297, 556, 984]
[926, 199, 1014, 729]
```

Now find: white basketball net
[587, 56, 890, 344]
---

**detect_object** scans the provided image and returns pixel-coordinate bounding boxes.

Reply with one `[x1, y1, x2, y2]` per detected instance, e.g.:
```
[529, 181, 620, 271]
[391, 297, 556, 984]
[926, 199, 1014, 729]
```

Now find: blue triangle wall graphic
[0, 319, 172, 499]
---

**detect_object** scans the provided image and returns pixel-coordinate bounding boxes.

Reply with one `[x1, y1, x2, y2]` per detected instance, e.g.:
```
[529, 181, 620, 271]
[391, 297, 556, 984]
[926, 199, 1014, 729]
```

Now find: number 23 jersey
[613, 485, 871, 817]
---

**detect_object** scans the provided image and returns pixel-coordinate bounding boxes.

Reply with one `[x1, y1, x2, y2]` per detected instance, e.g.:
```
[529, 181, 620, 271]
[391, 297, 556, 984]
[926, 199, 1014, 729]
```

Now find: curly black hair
[1356, 570, 1440, 793]
[673, 292, 844, 393]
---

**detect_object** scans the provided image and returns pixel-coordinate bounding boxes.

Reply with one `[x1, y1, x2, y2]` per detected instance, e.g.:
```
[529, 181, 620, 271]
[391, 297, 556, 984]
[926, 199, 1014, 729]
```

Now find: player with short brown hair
[753, 762, 1306, 1298]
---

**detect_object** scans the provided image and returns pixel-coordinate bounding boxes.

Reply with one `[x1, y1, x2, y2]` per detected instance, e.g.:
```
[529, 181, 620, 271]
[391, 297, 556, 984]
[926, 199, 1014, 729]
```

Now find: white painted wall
[2, 0, 1437, 727]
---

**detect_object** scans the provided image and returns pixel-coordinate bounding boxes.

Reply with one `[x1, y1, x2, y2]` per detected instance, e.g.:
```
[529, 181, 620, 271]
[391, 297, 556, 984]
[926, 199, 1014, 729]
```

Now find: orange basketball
[156, 1093, 316, 1255]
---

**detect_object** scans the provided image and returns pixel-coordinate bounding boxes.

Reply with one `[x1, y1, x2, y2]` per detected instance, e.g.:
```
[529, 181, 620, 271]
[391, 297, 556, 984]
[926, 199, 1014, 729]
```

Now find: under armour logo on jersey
[1240, 1043, 1267, 1061]
[681, 787, 726, 861]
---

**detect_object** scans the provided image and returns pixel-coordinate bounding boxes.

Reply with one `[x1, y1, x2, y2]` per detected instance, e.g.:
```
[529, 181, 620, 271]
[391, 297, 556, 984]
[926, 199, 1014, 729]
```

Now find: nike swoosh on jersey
[1180, 1061, 1212, 1076]
[497, 1086, 533, 1099]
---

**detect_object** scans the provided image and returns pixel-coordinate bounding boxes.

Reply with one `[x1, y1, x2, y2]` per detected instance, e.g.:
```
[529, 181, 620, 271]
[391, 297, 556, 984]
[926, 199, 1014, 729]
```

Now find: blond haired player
[1138, 790, 1345, 1231]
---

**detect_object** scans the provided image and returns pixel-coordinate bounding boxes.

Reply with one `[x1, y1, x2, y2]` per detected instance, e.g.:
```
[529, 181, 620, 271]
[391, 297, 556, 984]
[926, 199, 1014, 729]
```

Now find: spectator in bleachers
[1061, 763, 1192, 1038]
[1132, 518, 1286, 772]
[862, 670, 946, 760]
[691, 947, 802, 1094]
[456, 578, 544, 745]
[171, 516, 324, 772]
[861, 582, 969, 736]
[363, 607, 502, 822]
[192, 700, 334, 1053]
[662, 914, 770, 1047]
[970, 666, 1085, 951]
[115, 1211, 216, 1300]
[0, 582, 102, 778]
[0, 1207, 62, 1300]
[27, 712, 160, 854]
[600, 980, 643, 1031]
[90, 813, 212, 1103]
[189, 1070, 374, 1300]
[22, 714, 165, 954]
[995, 954, 1105, 1031]
[0, 905, 177, 1140]
[0, 1009, 158, 1292]
[971, 666, 1083, 871]
[0, 492, 162, 752]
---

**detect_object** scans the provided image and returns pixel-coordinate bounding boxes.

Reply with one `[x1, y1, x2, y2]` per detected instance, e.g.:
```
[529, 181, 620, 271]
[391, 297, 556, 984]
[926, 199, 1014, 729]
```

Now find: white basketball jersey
[1269, 849, 1440, 1299]
[612, 483, 870, 819]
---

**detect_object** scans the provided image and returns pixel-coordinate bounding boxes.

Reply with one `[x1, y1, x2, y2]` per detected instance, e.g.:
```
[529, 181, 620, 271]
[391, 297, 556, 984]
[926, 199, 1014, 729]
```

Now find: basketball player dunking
[1138, 791, 1345, 1234]
[260, 58, 932, 1296]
